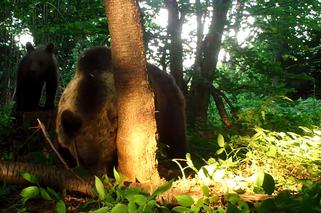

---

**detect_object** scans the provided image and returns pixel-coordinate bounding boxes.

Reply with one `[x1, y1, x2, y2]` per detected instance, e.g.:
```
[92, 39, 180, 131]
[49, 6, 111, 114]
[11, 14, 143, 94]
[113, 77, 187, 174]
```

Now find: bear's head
[24, 42, 56, 78]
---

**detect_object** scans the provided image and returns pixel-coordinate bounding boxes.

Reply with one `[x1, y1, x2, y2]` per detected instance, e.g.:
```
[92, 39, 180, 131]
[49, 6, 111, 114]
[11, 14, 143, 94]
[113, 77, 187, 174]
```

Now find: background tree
[188, 0, 231, 127]
[165, 0, 185, 93]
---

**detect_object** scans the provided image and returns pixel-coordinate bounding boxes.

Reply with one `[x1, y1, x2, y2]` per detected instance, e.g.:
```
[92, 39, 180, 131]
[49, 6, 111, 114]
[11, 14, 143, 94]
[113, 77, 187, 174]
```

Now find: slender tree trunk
[165, 0, 185, 94]
[211, 86, 232, 127]
[188, 0, 231, 128]
[104, 0, 160, 183]
[233, 0, 245, 40]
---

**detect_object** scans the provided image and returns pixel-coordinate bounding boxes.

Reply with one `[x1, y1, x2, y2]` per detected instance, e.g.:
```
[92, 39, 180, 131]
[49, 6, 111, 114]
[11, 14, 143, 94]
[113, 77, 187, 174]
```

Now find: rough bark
[0, 160, 93, 196]
[188, 0, 231, 128]
[165, 0, 185, 94]
[104, 0, 160, 183]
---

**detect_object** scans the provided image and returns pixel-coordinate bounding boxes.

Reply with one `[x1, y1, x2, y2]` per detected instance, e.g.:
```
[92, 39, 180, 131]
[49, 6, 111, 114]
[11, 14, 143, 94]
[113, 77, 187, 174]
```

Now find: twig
[37, 119, 69, 170]
[37, 119, 88, 183]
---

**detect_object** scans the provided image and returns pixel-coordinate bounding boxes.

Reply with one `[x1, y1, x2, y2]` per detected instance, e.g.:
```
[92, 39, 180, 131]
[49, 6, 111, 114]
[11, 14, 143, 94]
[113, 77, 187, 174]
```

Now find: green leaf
[216, 148, 225, 155]
[159, 206, 170, 213]
[111, 204, 128, 213]
[216, 206, 225, 213]
[39, 187, 52, 200]
[217, 134, 225, 148]
[254, 171, 265, 187]
[266, 146, 277, 157]
[227, 203, 239, 213]
[201, 184, 209, 197]
[114, 167, 121, 184]
[152, 180, 173, 197]
[190, 206, 200, 212]
[209, 196, 219, 204]
[172, 206, 190, 212]
[254, 172, 275, 195]
[238, 200, 249, 212]
[226, 194, 240, 205]
[20, 186, 39, 203]
[133, 194, 147, 206]
[147, 199, 157, 206]
[262, 173, 275, 195]
[128, 201, 137, 213]
[90, 207, 110, 213]
[20, 172, 38, 184]
[195, 198, 204, 207]
[175, 195, 194, 207]
[186, 153, 197, 172]
[144, 200, 157, 212]
[56, 200, 66, 213]
[46, 187, 60, 200]
[95, 176, 106, 200]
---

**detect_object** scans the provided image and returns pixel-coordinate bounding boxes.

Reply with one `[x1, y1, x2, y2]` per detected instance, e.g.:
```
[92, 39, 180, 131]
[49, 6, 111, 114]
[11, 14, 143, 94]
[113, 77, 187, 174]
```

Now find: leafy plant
[86, 174, 174, 213]
[20, 172, 66, 213]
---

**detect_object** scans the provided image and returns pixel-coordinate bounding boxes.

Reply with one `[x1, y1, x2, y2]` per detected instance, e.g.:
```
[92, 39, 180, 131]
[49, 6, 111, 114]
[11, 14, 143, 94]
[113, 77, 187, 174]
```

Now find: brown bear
[16, 42, 58, 111]
[56, 47, 187, 172]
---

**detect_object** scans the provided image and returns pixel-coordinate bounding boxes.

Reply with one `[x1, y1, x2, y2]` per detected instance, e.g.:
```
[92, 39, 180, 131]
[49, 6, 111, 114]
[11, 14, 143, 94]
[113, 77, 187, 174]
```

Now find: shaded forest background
[1, 0, 320, 128]
[0, 0, 321, 212]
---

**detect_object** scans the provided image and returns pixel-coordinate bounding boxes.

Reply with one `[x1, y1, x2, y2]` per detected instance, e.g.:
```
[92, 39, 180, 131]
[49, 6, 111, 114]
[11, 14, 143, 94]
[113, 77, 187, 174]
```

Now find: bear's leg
[157, 103, 187, 159]
[22, 82, 44, 111]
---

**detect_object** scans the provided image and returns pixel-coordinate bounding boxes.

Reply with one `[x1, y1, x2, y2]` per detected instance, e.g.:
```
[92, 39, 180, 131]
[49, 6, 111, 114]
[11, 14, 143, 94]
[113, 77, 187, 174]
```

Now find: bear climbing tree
[16, 42, 58, 112]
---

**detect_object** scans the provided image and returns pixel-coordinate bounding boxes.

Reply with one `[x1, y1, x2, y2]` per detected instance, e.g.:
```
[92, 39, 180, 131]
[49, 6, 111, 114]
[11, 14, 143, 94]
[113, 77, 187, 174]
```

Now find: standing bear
[16, 42, 58, 111]
[56, 47, 187, 172]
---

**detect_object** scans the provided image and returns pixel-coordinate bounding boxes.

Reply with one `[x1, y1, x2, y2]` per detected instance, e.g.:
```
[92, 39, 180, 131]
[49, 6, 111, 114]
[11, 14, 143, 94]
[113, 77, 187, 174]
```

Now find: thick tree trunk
[165, 0, 185, 94]
[188, 0, 231, 128]
[104, 0, 160, 183]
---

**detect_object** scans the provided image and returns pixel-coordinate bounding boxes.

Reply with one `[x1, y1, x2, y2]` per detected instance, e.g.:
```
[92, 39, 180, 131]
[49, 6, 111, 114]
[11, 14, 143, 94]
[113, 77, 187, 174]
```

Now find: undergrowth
[1, 97, 321, 212]
[208, 96, 321, 132]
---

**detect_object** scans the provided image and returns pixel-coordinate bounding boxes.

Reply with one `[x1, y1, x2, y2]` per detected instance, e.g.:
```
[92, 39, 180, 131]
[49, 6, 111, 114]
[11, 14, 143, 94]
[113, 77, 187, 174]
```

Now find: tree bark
[188, 0, 231, 128]
[0, 160, 93, 196]
[165, 0, 185, 94]
[104, 0, 160, 183]
[211, 86, 232, 127]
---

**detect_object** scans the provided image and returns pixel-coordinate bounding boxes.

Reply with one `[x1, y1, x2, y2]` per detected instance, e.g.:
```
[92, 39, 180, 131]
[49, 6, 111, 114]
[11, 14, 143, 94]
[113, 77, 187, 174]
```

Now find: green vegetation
[5, 99, 319, 212]
[1, 0, 321, 212]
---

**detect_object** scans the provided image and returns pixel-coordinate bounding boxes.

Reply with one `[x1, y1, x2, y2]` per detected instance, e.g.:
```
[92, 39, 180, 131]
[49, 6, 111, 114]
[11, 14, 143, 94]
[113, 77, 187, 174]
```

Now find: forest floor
[0, 107, 321, 212]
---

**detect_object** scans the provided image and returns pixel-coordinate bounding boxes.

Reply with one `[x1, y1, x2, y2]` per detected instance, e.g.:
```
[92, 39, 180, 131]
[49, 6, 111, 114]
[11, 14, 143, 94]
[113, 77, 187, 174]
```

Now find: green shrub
[208, 96, 321, 133]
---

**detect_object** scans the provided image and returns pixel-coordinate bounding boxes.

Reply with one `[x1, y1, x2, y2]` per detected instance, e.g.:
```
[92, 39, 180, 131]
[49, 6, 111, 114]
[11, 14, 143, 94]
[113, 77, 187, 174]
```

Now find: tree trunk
[104, 0, 160, 183]
[0, 160, 93, 196]
[165, 0, 185, 94]
[233, 0, 245, 40]
[211, 86, 232, 127]
[188, 0, 231, 128]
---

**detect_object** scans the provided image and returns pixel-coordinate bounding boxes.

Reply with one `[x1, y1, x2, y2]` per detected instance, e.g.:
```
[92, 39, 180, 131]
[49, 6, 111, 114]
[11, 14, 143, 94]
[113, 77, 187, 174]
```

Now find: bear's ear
[26, 42, 34, 52]
[61, 110, 82, 138]
[45, 43, 55, 53]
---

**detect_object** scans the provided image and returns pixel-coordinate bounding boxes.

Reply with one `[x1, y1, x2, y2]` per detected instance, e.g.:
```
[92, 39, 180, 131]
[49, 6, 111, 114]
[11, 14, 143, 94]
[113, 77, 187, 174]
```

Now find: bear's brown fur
[56, 47, 187, 172]
[16, 42, 58, 111]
